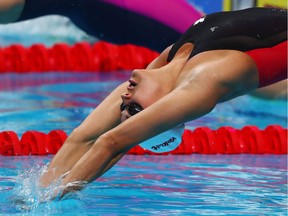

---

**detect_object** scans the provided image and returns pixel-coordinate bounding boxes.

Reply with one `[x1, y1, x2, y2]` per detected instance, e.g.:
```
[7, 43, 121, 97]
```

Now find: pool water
[0, 155, 287, 215]
[0, 72, 286, 135]
[0, 72, 287, 215]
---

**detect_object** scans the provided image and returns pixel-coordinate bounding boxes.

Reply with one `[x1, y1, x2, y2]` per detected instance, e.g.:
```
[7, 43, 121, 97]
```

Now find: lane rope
[0, 41, 159, 72]
[0, 125, 286, 156]
[0, 42, 286, 155]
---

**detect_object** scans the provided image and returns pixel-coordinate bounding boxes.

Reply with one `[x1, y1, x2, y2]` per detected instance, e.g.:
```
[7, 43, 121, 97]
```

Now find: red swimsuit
[245, 41, 287, 88]
[167, 8, 287, 88]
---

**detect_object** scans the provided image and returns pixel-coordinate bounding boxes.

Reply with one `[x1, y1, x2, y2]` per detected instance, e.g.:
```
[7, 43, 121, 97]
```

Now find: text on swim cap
[151, 137, 176, 151]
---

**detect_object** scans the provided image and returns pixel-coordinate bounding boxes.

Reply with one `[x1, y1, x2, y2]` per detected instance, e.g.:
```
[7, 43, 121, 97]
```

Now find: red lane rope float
[0, 125, 286, 156]
[0, 41, 160, 73]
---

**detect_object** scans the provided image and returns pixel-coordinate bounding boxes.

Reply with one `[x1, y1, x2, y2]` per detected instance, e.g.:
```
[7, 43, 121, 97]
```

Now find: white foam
[10, 164, 86, 213]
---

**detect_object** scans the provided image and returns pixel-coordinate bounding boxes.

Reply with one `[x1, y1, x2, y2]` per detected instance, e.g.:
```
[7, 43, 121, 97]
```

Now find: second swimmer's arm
[0, 0, 25, 23]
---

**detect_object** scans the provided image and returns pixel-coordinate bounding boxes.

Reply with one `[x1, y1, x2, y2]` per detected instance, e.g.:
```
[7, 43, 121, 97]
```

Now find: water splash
[9, 164, 87, 214]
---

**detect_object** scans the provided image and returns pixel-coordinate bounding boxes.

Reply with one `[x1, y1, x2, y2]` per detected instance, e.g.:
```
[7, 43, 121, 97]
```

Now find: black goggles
[120, 103, 143, 116]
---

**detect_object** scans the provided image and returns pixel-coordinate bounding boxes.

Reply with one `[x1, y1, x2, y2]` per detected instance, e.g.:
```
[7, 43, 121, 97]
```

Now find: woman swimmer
[36, 7, 287, 197]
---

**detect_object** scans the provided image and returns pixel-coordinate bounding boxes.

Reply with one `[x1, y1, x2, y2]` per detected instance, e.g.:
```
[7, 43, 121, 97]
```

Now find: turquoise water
[0, 155, 287, 215]
[0, 72, 286, 135]
[0, 72, 287, 215]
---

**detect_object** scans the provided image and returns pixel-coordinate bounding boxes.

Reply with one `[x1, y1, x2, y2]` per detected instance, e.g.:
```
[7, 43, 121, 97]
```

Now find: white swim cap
[139, 124, 185, 153]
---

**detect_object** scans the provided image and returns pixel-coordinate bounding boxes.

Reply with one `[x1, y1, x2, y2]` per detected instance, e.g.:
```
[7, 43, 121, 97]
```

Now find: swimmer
[36, 7, 287, 198]
[0, 0, 202, 52]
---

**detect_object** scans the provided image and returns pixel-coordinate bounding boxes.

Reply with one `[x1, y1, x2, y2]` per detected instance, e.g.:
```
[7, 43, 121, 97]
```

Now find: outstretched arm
[40, 82, 127, 187]
[250, 79, 287, 100]
[0, 0, 25, 23]
[57, 49, 259, 197]
[57, 73, 218, 196]
[40, 46, 172, 187]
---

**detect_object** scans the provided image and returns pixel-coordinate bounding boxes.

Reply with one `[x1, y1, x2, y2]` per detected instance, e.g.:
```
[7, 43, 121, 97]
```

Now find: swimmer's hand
[39, 169, 87, 201]
[50, 181, 88, 201]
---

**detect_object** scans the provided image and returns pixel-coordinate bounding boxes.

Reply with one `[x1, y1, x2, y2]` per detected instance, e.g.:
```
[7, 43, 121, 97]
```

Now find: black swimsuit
[167, 7, 287, 61]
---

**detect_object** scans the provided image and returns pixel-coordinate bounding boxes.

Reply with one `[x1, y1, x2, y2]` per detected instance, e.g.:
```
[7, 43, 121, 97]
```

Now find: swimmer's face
[120, 69, 163, 122]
